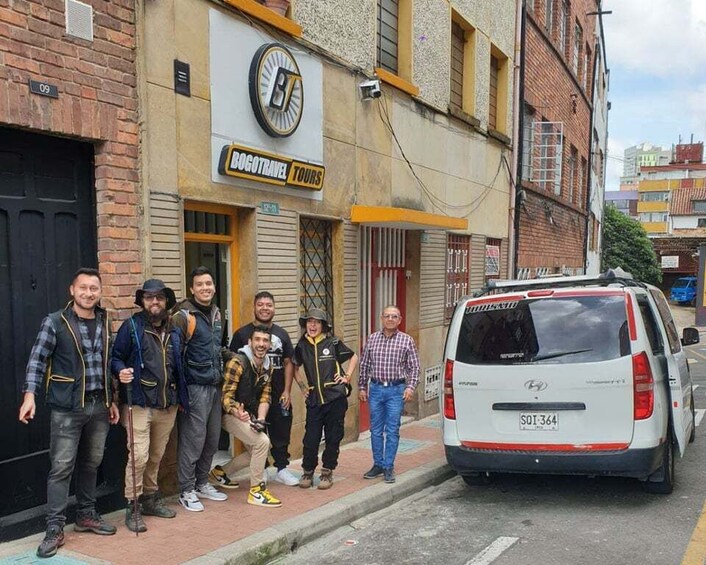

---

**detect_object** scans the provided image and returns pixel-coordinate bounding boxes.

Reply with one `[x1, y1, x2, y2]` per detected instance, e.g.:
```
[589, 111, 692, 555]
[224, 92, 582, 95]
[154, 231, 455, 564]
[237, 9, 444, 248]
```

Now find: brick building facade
[0, 0, 139, 539]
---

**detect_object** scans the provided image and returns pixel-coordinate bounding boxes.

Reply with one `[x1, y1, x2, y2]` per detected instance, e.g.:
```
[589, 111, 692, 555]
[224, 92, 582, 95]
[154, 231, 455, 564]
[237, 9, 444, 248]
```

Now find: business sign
[661, 255, 679, 269]
[218, 144, 324, 191]
[485, 245, 500, 276]
[249, 43, 303, 138]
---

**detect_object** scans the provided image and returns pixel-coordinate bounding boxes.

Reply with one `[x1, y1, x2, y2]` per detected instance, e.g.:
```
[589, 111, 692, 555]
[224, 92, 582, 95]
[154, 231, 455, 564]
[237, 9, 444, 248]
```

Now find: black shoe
[125, 502, 147, 532]
[363, 465, 384, 479]
[37, 525, 65, 558]
[141, 493, 176, 518]
[75, 510, 117, 535]
[383, 467, 396, 483]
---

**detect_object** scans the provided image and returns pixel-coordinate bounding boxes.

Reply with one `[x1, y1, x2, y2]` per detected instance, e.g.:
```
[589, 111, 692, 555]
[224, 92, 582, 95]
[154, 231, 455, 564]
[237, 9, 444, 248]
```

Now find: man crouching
[220, 325, 282, 507]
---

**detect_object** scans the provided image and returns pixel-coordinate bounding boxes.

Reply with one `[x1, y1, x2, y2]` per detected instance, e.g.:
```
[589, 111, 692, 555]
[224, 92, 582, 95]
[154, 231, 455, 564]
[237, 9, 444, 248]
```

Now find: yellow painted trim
[397, 0, 413, 82]
[374, 67, 420, 97]
[351, 205, 467, 230]
[637, 201, 668, 212]
[184, 233, 233, 244]
[639, 179, 673, 191]
[223, 0, 302, 37]
[681, 500, 706, 564]
[490, 44, 509, 135]
[642, 222, 668, 233]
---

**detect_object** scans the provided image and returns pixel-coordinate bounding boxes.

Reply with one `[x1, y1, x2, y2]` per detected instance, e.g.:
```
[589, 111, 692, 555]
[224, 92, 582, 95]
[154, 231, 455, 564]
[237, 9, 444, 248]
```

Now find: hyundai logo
[525, 379, 548, 392]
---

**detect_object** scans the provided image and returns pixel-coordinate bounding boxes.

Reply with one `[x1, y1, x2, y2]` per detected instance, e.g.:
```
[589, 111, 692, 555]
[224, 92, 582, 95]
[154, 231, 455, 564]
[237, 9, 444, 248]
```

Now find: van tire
[461, 472, 492, 486]
[643, 432, 675, 495]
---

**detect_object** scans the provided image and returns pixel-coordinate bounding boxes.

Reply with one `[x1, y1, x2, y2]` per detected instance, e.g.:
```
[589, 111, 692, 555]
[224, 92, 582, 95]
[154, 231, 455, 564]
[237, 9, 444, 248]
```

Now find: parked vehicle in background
[442, 269, 699, 494]
[670, 276, 697, 305]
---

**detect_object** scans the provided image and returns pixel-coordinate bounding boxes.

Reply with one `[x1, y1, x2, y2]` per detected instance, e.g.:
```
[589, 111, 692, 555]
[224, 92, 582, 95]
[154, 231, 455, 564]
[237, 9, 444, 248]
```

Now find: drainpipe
[512, 0, 527, 278]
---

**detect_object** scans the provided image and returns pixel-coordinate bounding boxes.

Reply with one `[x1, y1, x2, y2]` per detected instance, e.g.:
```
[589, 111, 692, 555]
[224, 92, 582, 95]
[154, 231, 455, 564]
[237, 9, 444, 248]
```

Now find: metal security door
[0, 127, 97, 535]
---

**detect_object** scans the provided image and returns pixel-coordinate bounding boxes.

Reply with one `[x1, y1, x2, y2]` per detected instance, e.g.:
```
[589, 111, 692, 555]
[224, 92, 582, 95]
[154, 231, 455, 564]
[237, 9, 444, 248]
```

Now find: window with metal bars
[450, 20, 465, 111]
[299, 217, 334, 320]
[445, 234, 470, 322]
[489, 54, 499, 130]
[184, 210, 230, 235]
[377, 0, 399, 74]
[485, 238, 501, 281]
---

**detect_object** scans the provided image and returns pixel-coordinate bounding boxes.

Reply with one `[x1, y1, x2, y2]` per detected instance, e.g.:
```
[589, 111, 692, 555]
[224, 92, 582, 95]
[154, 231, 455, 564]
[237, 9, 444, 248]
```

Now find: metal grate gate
[300, 217, 334, 320]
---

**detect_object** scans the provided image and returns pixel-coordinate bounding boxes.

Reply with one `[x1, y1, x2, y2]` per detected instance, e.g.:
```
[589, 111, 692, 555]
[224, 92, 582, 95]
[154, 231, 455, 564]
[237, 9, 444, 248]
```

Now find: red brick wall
[517, 0, 598, 272]
[0, 0, 140, 322]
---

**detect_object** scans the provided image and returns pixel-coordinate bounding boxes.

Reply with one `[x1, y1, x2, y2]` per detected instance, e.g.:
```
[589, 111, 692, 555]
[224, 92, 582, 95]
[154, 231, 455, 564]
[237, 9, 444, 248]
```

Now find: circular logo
[322, 348, 330, 356]
[249, 43, 304, 138]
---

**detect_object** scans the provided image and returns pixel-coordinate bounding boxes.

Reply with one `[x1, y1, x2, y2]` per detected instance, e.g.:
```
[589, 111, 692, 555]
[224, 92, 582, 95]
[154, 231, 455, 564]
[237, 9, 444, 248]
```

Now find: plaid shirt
[358, 330, 420, 391]
[24, 310, 106, 394]
[222, 353, 272, 415]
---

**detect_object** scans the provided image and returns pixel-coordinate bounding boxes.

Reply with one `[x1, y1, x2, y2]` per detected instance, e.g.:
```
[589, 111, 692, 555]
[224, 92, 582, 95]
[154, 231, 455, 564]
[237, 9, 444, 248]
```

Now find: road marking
[682, 501, 706, 564]
[689, 350, 706, 361]
[465, 537, 519, 565]
[694, 385, 700, 391]
[696, 409, 705, 427]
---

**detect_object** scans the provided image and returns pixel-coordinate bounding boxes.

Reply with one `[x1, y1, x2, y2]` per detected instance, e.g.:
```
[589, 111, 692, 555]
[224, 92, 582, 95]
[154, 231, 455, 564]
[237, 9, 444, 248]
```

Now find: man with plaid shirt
[358, 305, 420, 484]
[19, 268, 119, 559]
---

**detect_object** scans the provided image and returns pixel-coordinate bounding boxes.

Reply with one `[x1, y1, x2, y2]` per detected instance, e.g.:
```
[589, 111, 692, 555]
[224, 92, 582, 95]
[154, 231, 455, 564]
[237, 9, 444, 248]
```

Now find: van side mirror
[681, 327, 700, 346]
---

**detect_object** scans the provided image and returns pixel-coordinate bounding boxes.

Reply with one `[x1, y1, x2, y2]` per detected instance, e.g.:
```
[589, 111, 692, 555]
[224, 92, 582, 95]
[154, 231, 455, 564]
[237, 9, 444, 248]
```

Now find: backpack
[179, 309, 197, 342]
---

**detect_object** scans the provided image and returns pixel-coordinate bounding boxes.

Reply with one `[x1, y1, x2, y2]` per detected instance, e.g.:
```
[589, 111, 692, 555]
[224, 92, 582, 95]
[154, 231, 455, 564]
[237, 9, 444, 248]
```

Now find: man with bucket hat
[111, 279, 188, 532]
[292, 308, 357, 490]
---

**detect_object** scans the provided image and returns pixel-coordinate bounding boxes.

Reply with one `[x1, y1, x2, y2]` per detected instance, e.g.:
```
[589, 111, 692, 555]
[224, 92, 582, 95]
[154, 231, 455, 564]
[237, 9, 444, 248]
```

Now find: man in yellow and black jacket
[293, 308, 358, 490]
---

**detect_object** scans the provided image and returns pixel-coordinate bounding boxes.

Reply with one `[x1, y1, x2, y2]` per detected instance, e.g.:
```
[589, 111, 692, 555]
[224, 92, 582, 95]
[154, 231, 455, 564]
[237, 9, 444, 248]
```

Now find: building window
[579, 156, 587, 206]
[485, 238, 501, 281]
[698, 218, 706, 227]
[559, 0, 569, 56]
[521, 104, 535, 181]
[640, 191, 669, 202]
[184, 210, 231, 235]
[377, 0, 399, 74]
[450, 20, 464, 111]
[639, 212, 668, 222]
[693, 201, 706, 213]
[489, 55, 499, 130]
[445, 234, 470, 321]
[572, 21, 582, 76]
[449, 16, 477, 116]
[535, 120, 563, 194]
[299, 217, 333, 318]
[567, 146, 578, 203]
[545, 0, 554, 33]
[489, 46, 509, 133]
[584, 44, 592, 91]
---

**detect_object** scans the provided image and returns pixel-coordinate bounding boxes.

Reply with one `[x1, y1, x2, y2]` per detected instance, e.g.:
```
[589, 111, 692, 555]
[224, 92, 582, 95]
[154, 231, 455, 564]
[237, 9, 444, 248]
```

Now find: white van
[442, 269, 699, 493]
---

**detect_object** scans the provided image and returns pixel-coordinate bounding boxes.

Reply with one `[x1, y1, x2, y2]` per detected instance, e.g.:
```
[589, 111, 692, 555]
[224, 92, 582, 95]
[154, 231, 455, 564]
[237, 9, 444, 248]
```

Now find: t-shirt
[229, 322, 294, 396]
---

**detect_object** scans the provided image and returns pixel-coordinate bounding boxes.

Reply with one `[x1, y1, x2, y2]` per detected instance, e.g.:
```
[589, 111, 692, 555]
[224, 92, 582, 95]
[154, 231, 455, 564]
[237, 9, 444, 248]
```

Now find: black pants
[302, 396, 347, 472]
[266, 400, 292, 470]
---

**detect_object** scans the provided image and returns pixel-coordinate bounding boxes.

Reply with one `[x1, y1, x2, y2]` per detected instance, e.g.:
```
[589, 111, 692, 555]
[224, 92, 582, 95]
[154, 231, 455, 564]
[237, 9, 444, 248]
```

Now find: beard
[147, 308, 169, 326]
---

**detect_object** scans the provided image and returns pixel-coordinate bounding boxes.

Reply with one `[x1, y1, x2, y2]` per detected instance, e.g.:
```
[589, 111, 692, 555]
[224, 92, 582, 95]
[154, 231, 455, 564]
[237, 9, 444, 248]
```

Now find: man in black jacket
[19, 268, 119, 559]
[111, 279, 188, 532]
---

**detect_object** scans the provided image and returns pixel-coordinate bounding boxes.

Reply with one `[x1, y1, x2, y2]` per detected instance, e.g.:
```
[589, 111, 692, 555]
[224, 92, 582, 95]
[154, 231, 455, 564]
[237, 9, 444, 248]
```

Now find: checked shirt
[358, 330, 420, 391]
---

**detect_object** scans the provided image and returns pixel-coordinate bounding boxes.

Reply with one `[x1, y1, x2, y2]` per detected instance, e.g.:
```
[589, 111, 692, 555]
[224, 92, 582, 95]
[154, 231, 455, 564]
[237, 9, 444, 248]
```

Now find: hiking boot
[383, 467, 396, 483]
[141, 493, 176, 519]
[209, 465, 239, 489]
[37, 524, 64, 558]
[179, 490, 204, 512]
[125, 502, 147, 533]
[299, 469, 314, 489]
[247, 482, 282, 507]
[274, 468, 299, 486]
[317, 468, 333, 490]
[363, 465, 384, 479]
[74, 510, 117, 535]
[195, 483, 228, 501]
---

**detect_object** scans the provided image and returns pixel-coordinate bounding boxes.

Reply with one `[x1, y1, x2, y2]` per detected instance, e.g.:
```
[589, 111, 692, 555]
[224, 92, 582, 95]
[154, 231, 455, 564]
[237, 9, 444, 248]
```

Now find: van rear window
[455, 295, 630, 365]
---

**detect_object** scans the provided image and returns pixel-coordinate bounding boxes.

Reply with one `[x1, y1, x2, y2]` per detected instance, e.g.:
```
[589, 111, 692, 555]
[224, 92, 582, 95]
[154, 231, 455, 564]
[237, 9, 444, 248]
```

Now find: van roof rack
[479, 267, 647, 295]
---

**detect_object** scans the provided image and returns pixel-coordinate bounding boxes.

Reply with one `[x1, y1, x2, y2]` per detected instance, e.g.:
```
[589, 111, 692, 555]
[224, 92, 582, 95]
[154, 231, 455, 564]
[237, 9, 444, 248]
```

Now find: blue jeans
[46, 396, 110, 527]
[368, 382, 405, 469]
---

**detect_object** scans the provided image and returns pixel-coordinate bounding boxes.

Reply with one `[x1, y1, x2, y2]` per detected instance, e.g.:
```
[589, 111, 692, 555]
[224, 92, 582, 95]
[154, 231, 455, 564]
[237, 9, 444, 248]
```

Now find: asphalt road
[275, 305, 706, 565]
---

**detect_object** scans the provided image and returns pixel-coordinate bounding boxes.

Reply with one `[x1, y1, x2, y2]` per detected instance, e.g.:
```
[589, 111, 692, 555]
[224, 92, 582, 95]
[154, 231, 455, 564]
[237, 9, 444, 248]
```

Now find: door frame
[183, 201, 240, 334]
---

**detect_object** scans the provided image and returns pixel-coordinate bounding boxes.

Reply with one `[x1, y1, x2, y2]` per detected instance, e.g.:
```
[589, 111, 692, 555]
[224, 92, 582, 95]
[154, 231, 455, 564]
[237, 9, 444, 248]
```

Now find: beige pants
[122, 405, 178, 500]
[221, 413, 271, 487]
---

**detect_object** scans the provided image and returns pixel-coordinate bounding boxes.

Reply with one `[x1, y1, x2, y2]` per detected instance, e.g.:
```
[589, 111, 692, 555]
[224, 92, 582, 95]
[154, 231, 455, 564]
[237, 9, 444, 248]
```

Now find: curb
[183, 458, 454, 565]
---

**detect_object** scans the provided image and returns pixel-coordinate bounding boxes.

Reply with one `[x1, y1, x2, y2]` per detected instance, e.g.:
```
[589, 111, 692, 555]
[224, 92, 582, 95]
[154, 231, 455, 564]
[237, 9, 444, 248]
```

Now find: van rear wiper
[531, 348, 593, 361]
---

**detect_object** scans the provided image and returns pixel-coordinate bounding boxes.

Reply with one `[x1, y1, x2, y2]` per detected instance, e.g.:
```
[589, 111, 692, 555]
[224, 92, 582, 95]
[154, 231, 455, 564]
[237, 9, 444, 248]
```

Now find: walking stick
[125, 384, 139, 537]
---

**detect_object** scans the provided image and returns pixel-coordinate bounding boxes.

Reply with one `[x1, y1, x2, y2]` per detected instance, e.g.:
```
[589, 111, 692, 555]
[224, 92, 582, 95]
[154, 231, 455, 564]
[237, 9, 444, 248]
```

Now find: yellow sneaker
[247, 482, 282, 507]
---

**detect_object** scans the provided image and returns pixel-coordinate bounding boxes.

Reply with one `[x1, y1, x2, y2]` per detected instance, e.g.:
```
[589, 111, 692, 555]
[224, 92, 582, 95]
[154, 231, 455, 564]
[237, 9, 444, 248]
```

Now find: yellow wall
[638, 179, 672, 191]
[637, 201, 668, 213]
[643, 222, 668, 233]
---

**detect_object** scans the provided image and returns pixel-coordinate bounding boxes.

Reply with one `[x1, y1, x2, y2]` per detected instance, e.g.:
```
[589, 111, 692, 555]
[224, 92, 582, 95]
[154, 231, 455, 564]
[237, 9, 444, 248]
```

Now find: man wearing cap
[358, 305, 420, 484]
[293, 308, 357, 490]
[111, 279, 188, 532]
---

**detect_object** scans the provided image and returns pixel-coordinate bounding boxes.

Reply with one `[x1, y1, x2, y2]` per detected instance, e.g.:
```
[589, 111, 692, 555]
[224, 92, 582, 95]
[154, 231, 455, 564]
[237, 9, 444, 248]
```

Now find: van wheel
[689, 394, 696, 444]
[643, 432, 675, 494]
[461, 472, 492, 486]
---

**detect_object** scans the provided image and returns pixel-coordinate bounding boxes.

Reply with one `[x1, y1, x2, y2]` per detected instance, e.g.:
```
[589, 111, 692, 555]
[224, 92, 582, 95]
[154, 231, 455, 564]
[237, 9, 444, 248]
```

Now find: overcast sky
[602, 0, 706, 192]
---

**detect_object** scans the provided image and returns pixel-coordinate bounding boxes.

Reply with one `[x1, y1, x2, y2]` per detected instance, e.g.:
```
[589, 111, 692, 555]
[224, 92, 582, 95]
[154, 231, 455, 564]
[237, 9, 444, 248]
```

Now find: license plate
[519, 412, 558, 430]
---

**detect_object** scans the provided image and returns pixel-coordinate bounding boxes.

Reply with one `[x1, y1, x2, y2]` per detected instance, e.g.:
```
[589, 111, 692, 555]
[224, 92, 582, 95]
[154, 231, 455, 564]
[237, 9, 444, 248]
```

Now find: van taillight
[632, 352, 654, 420]
[444, 359, 456, 420]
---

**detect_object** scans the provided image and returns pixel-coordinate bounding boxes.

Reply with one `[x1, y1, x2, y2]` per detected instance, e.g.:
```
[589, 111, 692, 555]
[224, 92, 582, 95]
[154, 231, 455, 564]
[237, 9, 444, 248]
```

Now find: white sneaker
[275, 468, 299, 486]
[195, 483, 228, 501]
[179, 490, 204, 512]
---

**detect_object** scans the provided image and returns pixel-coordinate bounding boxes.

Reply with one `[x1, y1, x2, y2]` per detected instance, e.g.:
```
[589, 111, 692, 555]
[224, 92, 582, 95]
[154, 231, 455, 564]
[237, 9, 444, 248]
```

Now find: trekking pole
[125, 384, 139, 538]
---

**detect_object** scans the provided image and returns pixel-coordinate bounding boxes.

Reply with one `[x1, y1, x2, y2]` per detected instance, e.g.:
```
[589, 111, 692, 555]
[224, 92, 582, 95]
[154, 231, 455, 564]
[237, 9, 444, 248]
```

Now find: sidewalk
[0, 416, 453, 565]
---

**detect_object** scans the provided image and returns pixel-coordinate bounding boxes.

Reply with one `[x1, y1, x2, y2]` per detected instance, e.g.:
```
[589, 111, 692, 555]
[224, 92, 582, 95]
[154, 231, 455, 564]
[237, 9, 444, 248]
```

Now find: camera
[359, 78, 382, 100]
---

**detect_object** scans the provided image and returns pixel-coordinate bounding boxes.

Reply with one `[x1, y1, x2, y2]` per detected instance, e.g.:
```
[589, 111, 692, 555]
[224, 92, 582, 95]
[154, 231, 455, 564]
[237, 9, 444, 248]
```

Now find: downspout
[584, 30, 598, 273]
[512, 0, 527, 278]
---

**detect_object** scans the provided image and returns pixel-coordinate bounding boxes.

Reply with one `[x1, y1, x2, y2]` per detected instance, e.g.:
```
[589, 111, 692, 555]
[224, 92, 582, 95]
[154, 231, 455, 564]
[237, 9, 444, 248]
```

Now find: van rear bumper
[445, 443, 664, 479]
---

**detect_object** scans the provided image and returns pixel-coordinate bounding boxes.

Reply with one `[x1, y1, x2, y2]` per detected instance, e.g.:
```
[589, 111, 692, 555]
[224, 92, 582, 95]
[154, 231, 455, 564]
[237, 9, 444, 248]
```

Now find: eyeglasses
[144, 294, 166, 302]
[382, 314, 400, 319]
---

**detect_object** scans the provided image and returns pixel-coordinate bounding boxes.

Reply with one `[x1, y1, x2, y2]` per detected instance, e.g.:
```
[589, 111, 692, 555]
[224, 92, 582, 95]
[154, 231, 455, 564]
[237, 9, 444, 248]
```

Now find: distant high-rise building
[620, 143, 672, 190]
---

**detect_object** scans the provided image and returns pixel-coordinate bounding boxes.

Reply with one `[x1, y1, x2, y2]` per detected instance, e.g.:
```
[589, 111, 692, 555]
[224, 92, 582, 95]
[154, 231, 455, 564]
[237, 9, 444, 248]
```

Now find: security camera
[360, 79, 381, 100]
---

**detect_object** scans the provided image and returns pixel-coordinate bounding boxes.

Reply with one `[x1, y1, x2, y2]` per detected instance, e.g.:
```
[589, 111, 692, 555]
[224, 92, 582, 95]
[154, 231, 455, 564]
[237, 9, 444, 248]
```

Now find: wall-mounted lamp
[570, 93, 578, 114]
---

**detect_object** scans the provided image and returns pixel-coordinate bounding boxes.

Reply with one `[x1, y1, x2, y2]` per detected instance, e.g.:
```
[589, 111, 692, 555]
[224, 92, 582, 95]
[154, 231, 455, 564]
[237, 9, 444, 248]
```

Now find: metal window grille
[300, 217, 333, 320]
[450, 21, 465, 111]
[489, 55, 499, 130]
[184, 210, 230, 235]
[516, 267, 532, 280]
[424, 364, 442, 401]
[530, 121, 563, 195]
[445, 234, 470, 321]
[521, 105, 535, 181]
[377, 0, 399, 74]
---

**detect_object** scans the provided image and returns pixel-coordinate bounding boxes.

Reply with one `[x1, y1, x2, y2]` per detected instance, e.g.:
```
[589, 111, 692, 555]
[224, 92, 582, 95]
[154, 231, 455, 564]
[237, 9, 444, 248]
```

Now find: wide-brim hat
[299, 308, 331, 332]
[135, 278, 176, 310]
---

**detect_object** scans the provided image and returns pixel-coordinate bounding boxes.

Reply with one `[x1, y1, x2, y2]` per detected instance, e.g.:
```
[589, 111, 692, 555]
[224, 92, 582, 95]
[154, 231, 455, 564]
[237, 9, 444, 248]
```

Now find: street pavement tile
[0, 551, 92, 564]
